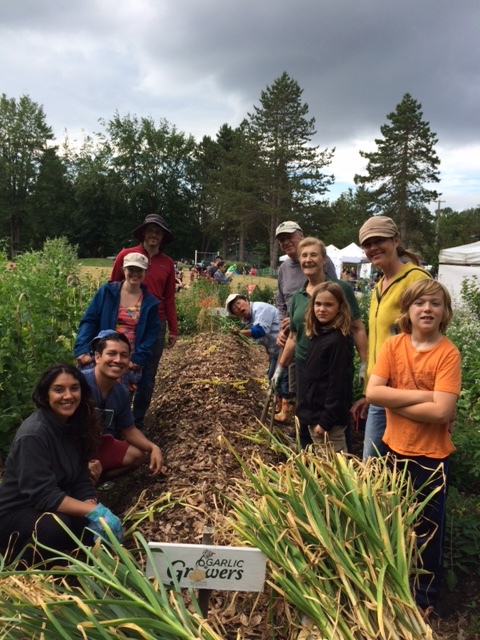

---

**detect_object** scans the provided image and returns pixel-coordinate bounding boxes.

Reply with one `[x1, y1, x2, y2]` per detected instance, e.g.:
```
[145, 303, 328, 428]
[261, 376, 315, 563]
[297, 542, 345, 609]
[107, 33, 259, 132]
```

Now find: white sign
[145, 543, 266, 592]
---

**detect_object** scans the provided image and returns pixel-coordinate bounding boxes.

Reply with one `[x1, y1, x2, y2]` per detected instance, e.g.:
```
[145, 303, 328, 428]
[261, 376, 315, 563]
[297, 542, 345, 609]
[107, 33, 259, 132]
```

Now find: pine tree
[245, 72, 334, 269]
[354, 93, 440, 246]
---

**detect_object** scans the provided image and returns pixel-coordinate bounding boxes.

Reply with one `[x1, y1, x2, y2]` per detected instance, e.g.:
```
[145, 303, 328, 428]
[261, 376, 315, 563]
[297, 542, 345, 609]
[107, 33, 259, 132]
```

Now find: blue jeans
[133, 320, 166, 429]
[363, 404, 388, 459]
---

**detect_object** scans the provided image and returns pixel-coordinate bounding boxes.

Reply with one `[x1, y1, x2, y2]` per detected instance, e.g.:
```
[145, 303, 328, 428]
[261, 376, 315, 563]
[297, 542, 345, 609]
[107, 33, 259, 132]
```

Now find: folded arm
[366, 374, 457, 423]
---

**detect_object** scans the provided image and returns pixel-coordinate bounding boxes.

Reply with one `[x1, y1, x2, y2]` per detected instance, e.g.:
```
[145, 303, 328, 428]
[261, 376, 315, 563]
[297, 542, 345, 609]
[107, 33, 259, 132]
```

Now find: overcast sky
[1, 0, 479, 213]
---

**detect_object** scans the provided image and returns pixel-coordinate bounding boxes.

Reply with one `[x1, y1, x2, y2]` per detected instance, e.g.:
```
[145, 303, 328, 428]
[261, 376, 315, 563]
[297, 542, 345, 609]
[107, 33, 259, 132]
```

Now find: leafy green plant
[0, 238, 97, 452]
[444, 487, 480, 590]
[461, 276, 480, 319]
[233, 281, 276, 305]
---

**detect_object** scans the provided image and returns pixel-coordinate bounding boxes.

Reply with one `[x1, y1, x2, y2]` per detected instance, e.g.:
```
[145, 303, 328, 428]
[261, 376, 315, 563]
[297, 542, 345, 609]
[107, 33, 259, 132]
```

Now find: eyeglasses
[361, 237, 393, 250]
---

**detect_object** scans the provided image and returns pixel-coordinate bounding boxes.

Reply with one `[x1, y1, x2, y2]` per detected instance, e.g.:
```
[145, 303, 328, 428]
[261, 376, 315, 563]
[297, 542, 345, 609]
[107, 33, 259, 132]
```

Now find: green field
[78, 257, 115, 268]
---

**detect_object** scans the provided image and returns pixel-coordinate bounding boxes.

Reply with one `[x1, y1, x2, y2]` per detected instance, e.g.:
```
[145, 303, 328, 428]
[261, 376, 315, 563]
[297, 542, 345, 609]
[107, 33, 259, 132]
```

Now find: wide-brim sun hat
[133, 214, 174, 244]
[359, 216, 399, 245]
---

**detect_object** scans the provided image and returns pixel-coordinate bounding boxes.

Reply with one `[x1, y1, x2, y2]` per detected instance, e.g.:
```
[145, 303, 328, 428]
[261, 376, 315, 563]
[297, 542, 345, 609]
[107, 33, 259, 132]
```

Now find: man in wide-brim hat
[111, 214, 177, 430]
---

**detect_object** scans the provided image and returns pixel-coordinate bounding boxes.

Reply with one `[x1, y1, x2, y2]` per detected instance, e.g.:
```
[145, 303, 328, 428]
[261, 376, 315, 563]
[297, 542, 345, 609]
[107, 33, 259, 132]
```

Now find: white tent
[339, 242, 366, 264]
[438, 241, 480, 301]
[326, 244, 342, 278]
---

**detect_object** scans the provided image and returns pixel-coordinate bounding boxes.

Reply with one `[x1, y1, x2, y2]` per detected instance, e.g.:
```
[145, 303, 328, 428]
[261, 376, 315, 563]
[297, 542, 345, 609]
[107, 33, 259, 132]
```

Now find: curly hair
[305, 282, 351, 337]
[396, 280, 453, 335]
[33, 363, 101, 459]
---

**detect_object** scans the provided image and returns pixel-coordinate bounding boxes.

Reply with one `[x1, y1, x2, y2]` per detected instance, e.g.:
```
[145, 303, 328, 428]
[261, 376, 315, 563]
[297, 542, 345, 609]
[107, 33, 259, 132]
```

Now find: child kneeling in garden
[296, 282, 353, 454]
[366, 279, 461, 610]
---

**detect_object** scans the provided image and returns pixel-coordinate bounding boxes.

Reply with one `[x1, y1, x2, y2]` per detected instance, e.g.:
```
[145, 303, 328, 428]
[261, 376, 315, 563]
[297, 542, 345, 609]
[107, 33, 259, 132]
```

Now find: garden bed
[99, 333, 480, 639]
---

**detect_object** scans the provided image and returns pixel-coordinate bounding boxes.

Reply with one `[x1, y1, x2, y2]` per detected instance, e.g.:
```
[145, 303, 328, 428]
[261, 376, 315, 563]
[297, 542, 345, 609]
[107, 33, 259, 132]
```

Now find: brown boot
[275, 399, 296, 423]
[274, 397, 283, 415]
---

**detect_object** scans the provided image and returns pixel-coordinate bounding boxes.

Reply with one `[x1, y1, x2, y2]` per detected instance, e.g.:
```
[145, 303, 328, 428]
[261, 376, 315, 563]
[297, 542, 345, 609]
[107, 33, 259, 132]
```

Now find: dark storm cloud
[139, 0, 479, 146]
[1, 0, 478, 208]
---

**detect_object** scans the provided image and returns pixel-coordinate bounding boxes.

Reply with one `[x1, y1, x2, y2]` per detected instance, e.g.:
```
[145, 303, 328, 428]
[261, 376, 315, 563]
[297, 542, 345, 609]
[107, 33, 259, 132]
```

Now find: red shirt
[111, 244, 178, 336]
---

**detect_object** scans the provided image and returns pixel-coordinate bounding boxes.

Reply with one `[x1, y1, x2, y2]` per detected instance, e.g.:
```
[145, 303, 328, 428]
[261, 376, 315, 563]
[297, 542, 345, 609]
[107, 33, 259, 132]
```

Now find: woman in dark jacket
[0, 364, 122, 566]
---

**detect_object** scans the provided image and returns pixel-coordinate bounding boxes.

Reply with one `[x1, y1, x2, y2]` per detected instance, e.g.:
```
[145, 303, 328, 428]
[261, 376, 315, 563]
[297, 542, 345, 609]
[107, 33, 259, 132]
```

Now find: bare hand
[351, 397, 369, 420]
[77, 353, 92, 367]
[276, 330, 288, 348]
[313, 424, 326, 436]
[149, 445, 163, 475]
[89, 459, 103, 485]
[168, 335, 177, 348]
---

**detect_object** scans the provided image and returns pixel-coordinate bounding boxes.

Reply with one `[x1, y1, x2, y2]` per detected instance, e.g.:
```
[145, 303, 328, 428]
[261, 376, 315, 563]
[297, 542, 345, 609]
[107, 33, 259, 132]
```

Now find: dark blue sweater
[74, 281, 160, 369]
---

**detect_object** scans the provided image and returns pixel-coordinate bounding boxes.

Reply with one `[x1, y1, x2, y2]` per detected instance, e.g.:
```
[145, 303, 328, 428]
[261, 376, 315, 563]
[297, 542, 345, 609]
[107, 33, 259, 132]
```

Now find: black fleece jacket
[296, 326, 352, 431]
[0, 409, 96, 518]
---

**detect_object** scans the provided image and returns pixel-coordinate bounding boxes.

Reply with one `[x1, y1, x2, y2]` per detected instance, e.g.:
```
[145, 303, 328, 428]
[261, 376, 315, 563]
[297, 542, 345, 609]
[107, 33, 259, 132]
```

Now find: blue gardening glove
[358, 362, 367, 385]
[86, 503, 124, 543]
[271, 364, 286, 393]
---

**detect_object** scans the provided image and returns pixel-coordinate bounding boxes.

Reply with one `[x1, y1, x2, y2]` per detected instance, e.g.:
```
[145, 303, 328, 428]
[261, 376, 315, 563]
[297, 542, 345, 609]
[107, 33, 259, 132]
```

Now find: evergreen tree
[354, 93, 440, 246]
[245, 72, 334, 269]
[0, 94, 54, 254]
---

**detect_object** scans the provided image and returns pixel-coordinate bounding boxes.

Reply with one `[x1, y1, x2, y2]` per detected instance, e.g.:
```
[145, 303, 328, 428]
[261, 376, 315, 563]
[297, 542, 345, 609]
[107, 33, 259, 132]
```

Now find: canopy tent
[438, 241, 480, 302]
[326, 244, 342, 278]
[339, 242, 366, 264]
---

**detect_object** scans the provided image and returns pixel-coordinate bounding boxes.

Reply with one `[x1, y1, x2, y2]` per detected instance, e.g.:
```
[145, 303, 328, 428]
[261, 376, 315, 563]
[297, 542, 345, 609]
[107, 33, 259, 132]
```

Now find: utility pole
[435, 198, 445, 245]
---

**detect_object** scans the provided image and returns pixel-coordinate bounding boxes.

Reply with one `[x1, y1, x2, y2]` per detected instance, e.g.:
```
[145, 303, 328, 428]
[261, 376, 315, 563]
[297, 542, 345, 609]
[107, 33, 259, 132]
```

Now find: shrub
[0, 238, 96, 453]
[444, 487, 480, 590]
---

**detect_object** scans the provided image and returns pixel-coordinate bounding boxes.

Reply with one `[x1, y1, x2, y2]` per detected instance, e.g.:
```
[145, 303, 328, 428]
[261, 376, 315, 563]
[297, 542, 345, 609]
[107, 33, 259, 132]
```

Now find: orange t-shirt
[372, 333, 461, 458]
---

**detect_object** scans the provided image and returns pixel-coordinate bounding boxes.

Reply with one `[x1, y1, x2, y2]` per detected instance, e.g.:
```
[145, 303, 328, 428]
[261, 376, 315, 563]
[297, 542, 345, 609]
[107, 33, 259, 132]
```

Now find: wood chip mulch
[101, 332, 478, 640]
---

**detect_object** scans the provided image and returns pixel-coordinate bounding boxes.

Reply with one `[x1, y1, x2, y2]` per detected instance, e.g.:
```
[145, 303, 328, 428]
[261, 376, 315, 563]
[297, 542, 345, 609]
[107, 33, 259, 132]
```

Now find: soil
[101, 333, 480, 640]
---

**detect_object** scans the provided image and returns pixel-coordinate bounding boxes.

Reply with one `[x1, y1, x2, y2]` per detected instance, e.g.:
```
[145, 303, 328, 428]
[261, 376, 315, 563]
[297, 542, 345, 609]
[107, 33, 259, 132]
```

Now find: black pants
[389, 452, 448, 609]
[0, 508, 94, 567]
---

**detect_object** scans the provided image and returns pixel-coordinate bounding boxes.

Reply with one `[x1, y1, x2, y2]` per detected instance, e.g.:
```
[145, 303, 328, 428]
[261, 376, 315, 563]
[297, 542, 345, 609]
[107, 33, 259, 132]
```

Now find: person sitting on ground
[226, 294, 280, 380]
[206, 256, 223, 279]
[214, 260, 232, 285]
[74, 252, 160, 393]
[0, 363, 122, 567]
[83, 331, 163, 484]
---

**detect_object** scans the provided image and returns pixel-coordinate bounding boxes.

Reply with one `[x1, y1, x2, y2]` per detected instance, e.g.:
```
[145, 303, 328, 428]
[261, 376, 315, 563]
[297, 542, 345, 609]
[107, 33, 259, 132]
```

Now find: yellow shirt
[366, 263, 431, 380]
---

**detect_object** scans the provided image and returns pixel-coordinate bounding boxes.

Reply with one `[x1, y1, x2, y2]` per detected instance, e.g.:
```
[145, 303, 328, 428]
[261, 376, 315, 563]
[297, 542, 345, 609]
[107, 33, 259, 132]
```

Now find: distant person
[206, 256, 223, 279]
[84, 331, 163, 483]
[366, 280, 460, 609]
[111, 214, 177, 429]
[75, 252, 160, 393]
[225, 294, 280, 379]
[0, 364, 122, 566]
[213, 260, 232, 285]
[351, 216, 431, 459]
